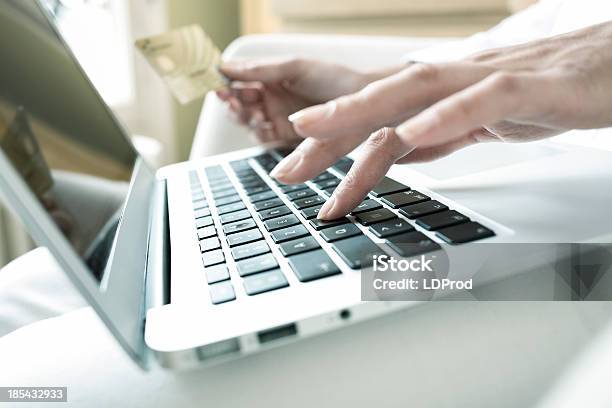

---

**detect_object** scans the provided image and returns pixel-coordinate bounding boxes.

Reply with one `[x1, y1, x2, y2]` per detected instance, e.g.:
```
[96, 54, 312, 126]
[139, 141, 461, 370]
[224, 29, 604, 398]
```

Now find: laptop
[1, 0, 612, 370]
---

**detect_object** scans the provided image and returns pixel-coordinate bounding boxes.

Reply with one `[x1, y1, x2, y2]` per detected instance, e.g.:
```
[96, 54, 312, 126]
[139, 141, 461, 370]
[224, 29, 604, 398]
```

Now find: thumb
[220, 58, 305, 83]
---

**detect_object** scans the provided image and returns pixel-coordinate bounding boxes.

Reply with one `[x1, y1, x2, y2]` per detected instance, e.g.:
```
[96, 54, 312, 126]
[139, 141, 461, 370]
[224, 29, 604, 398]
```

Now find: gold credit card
[135, 24, 228, 104]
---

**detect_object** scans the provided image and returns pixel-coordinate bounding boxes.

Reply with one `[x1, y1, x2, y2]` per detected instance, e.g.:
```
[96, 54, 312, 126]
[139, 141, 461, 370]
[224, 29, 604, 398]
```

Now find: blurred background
[0, 0, 536, 267]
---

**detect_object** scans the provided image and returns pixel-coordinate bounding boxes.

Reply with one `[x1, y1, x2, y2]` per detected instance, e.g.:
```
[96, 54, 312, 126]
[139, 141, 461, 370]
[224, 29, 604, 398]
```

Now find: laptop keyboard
[188, 150, 495, 305]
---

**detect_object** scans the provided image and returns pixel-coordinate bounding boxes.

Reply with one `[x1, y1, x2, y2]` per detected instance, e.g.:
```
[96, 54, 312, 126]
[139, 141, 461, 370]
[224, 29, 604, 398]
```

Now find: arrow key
[369, 218, 415, 238]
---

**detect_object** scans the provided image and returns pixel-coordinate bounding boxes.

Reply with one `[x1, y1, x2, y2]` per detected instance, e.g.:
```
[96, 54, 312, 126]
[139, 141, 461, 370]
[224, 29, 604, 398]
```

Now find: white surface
[2, 302, 612, 408]
[536, 318, 612, 408]
[0, 247, 84, 337]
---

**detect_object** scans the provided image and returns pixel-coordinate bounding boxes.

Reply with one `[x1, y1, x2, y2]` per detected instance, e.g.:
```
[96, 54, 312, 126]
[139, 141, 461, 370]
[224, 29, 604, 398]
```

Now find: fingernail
[317, 195, 336, 220]
[288, 101, 336, 127]
[270, 150, 303, 179]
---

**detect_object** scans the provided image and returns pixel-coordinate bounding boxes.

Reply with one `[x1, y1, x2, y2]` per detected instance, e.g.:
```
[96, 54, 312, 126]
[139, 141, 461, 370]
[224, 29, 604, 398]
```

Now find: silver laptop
[1, 0, 612, 370]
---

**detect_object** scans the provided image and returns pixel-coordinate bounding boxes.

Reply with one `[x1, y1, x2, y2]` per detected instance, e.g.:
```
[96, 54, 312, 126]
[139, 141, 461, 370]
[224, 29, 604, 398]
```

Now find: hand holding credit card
[135, 25, 228, 104]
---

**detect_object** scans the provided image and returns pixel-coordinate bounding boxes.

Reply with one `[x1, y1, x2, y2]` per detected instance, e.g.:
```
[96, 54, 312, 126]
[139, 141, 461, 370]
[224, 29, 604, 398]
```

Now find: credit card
[135, 25, 227, 104]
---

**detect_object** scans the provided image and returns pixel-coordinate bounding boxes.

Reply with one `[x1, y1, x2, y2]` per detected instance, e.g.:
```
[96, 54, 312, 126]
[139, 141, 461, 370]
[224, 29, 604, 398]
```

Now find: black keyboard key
[332, 157, 354, 174]
[280, 236, 320, 256]
[293, 196, 325, 210]
[369, 218, 414, 238]
[196, 216, 214, 229]
[300, 205, 323, 220]
[220, 209, 251, 224]
[380, 190, 430, 209]
[351, 199, 382, 214]
[332, 235, 386, 269]
[370, 177, 410, 197]
[270, 225, 310, 243]
[209, 281, 235, 304]
[386, 231, 441, 257]
[264, 214, 300, 231]
[314, 178, 340, 189]
[245, 185, 270, 196]
[197, 225, 216, 240]
[311, 171, 335, 183]
[309, 217, 350, 231]
[321, 187, 337, 198]
[213, 188, 238, 199]
[237, 173, 261, 181]
[194, 208, 211, 219]
[288, 249, 340, 282]
[203, 249, 225, 267]
[279, 184, 309, 193]
[191, 192, 206, 201]
[287, 188, 317, 201]
[286, 188, 316, 201]
[249, 191, 277, 203]
[231, 240, 270, 261]
[399, 200, 448, 219]
[205, 165, 226, 178]
[319, 224, 361, 242]
[354, 208, 396, 226]
[253, 198, 284, 211]
[216, 195, 242, 206]
[208, 178, 230, 187]
[226, 228, 263, 247]
[258, 205, 292, 221]
[217, 201, 246, 214]
[193, 200, 209, 210]
[241, 179, 266, 189]
[210, 183, 234, 193]
[205, 264, 229, 284]
[200, 237, 221, 252]
[234, 168, 256, 177]
[243, 269, 289, 295]
[235, 171, 259, 180]
[223, 219, 257, 235]
[255, 153, 278, 168]
[416, 210, 469, 231]
[436, 222, 494, 244]
[230, 159, 250, 171]
[236, 254, 278, 277]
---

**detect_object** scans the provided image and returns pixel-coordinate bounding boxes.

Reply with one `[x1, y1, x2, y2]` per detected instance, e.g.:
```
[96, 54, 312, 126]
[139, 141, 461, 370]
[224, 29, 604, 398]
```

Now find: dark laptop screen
[0, 0, 138, 281]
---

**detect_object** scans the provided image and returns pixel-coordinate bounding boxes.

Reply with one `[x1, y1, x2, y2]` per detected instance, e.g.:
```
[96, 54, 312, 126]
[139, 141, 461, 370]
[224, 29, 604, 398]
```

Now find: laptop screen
[0, 1, 138, 281]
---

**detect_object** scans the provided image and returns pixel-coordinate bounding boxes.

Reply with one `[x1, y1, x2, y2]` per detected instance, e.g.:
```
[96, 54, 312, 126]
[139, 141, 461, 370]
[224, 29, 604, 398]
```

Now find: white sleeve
[405, 0, 566, 63]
